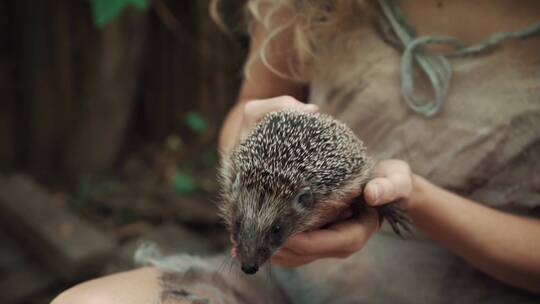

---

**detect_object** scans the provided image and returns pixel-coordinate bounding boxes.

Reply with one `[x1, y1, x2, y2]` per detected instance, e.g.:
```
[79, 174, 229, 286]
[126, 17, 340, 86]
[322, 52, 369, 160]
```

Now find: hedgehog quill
[219, 109, 410, 275]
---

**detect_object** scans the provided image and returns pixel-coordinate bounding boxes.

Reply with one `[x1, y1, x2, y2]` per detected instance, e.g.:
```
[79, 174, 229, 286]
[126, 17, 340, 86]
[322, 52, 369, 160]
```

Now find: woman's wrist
[406, 174, 432, 215]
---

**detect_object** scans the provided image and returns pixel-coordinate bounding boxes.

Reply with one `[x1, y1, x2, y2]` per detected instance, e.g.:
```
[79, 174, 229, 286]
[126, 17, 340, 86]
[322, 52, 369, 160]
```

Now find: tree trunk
[13, 0, 74, 179]
[196, 0, 243, 132]
[64, 8, 148, 179]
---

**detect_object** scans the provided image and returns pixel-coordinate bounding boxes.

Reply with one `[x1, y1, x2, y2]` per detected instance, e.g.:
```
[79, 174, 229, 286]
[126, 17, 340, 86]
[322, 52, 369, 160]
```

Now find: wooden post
[0, 175, 116, 281]
[64, 7, 148, 178]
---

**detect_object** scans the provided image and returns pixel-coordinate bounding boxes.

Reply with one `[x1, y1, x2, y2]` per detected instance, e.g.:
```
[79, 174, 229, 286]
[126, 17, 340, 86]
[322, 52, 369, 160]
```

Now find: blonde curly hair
[212, 0, 374, 82]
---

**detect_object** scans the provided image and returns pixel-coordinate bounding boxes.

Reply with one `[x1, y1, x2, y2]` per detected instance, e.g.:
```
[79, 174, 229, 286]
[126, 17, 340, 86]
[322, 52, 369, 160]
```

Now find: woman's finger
[365, 174, 412, 206]
[243, 96, 318, 128]
[283, 212, 378, 257]
[374, 159, 410, 177]
[365, 160, 412, 206]
[325, 211, 379, 253]
[271, 255, 315, 267]
[271, 248, 318, 267]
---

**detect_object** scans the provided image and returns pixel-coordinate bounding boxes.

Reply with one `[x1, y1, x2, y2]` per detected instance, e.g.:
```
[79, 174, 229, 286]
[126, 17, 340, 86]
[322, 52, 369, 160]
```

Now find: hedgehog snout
[237, 240, 273, 275]
[241, 262, 259, 274]
[238, 248, 262, 275]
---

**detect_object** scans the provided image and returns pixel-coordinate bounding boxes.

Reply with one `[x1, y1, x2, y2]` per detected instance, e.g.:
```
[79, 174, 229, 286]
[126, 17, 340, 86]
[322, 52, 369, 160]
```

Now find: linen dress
[272, 11, 540, 304]
[139, 10, 540, 304]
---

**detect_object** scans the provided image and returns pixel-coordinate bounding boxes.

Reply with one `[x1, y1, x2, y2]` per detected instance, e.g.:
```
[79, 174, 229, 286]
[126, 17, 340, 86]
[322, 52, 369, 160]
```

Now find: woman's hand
[271, 159, 416, 267]
[363, 159, 415, 211]
[220, 96, 318, 155]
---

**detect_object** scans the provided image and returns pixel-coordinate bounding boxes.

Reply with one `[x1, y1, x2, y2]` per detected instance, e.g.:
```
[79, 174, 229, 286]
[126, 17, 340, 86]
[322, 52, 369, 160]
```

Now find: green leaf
[165, 134, 183, 151]
[201, 150, 217, 166]
[172, 171, 197, 195]
[185, 112, 208, 134]
[90, 0, 149, 28]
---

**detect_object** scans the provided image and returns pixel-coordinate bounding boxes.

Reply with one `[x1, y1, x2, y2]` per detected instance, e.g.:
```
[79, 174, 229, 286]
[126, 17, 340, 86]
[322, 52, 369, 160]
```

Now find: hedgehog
[219, 109, 410, 275]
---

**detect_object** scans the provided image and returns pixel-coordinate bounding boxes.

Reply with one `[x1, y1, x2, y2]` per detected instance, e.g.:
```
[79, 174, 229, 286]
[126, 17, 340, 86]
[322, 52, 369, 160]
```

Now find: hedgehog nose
[241, 263, 259, 274]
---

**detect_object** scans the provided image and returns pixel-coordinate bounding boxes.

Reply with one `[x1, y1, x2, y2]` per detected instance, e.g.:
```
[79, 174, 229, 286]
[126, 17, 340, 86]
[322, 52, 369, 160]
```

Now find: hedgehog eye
[295, 188, 314, 209]
[271, 224, 282, 235]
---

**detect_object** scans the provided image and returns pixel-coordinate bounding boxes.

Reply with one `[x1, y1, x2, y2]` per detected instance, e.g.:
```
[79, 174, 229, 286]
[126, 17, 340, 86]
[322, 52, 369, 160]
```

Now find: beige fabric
[310, 22, 540, 214]
[143, 16, 540, 304]
[272, 20, 540, 303]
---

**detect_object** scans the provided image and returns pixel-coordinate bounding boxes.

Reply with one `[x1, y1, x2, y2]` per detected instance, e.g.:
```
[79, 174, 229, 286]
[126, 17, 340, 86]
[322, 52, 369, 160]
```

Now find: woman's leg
[52, 253, 290, 304]
[52, 267, 162, 304]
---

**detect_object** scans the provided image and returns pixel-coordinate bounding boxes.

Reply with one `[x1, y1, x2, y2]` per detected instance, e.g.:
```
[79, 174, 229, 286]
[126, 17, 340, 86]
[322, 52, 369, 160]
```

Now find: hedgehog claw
[350, 196, 412, 238]
[374, 203, 412, 238]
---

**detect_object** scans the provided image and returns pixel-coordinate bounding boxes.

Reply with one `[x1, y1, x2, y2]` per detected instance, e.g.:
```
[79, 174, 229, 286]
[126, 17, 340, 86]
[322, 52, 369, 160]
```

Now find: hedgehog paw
[374, 203, 412, 238]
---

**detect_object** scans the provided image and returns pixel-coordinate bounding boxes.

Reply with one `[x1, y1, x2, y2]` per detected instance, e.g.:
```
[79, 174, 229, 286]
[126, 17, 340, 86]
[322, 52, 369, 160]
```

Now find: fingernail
[371, 184, 380, 204]
[304, 104, 319, 112]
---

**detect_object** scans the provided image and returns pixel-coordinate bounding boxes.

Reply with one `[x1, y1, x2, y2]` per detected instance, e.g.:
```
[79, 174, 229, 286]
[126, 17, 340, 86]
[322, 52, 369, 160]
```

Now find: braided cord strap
[378, 0, 540, 117]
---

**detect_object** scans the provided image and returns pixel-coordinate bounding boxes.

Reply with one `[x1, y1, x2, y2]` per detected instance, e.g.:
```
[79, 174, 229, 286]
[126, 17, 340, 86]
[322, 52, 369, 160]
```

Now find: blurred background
[0, 0, 247, 303]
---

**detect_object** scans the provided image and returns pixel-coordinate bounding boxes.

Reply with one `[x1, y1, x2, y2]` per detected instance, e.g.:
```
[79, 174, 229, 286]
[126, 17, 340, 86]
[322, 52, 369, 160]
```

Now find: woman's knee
[52, 285, 112, 304]
[52, 267, 161, 304]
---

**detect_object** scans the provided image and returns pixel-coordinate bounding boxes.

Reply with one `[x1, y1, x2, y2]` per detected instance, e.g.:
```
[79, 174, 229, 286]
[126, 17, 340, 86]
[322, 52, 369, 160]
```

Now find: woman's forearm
[218, 10, 307, 155]
[409, 175, 540, 293]
[218, 100, 247, 155]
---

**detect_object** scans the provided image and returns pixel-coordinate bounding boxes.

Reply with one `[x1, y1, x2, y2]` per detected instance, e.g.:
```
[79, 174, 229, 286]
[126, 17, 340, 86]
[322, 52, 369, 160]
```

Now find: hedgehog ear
[294, 187, 314, 209]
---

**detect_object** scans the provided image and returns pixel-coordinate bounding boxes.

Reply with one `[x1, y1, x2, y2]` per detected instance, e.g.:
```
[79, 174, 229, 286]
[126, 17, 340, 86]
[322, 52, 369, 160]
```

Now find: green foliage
[165, 134, 183, 151]
[201, 150, 217, 167]
[90, 0, 149, 28]
[71, 176, 118, 209]
[185, 112, 208, 134]
[172, 170, 197, 195]
[170, 149, 219, 195]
